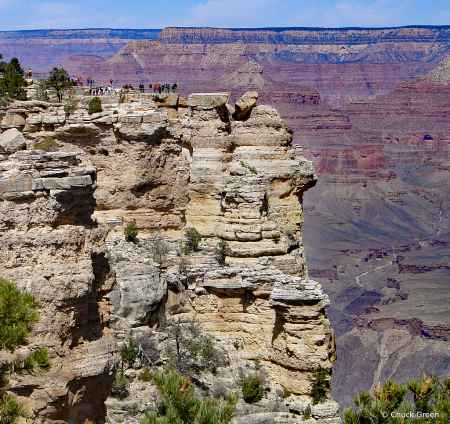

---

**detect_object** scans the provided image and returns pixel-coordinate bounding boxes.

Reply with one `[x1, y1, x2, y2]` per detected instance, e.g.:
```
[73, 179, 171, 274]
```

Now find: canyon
[2, 25, 450, 418]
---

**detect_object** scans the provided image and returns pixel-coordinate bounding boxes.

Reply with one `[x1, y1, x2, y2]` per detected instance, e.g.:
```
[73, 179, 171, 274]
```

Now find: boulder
[311, 400, 340, 419]
[187, 93, 230, 109]
[235, 91, 259, 120]
[0, 128, 27, 154]
[0, 113, 26, 129]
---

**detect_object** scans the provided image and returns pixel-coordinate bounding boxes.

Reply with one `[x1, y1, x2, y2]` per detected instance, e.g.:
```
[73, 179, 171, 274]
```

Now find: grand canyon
[1, 25, 450, 422]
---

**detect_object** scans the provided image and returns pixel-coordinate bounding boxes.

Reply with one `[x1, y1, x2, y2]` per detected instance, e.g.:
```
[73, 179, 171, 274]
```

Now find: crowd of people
[69, 77, 178, 96]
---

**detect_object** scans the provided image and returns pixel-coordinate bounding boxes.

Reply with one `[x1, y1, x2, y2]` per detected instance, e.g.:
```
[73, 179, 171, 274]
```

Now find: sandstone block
[311, 400, 340, 419]
[154, 93, 179, 107]
[188, 93, 230, 109]
[41, 176, 92, 190]
[24, 113, 42, 132]
[0, 171, 32, 194]
[124, 369, 136, 379]
[235, 91, 259, 120]
[118, 113, 143, 124]
[0, 128, 27, 154]
[1, 113, 26, 129]
[2, 190, 34, 200]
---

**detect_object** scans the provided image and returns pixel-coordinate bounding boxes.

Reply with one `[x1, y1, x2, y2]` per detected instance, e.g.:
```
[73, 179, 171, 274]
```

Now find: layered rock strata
[1, 91, 338, 422]
[73, 26, 450, 107]
[178, 94, 336, 400]
[0, 149, 117, 423]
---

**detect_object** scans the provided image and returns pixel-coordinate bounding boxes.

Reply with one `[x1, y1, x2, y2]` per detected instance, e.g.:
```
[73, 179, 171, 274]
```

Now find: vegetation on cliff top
[45, 67, 72, 103]
[45, 67, 72, 102]
[0, 55, 27, 102]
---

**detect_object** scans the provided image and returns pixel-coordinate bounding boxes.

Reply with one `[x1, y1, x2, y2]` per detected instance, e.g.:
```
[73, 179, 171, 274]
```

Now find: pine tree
[344, 375, 450, 424]
[0, 57, 27, 101]
[0, 278, 50, 423]
[140, 370, 237, 424]
[45, 67, 72, 102]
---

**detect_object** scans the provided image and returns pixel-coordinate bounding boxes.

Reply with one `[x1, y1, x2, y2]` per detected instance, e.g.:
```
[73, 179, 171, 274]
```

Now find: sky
[1, 0, 450, 31]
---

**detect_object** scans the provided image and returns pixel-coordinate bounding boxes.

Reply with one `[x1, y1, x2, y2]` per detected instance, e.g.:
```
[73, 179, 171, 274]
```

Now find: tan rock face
[235, 91, 259, 120]
[0, 150, 118, 423]
[2, 92, 338, 420]
[171, 97, 336, 399]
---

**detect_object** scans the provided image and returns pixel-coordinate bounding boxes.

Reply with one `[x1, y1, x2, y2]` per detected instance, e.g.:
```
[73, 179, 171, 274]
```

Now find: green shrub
[35, 136, 58, 152]
[124, 222, 139, 243]
[241, 373, 264, 404]
[282, 386, 291, 399]
[138, 366, 153, 382]
[272, 233, 280, 244]
[344, 375, 450, 424]
[140, 371, 237, 424]
[113, 110, 118, 114]
[309, 365, 331, 405]
[20, 347, 51, 371]
[183, 227, 201, 253]
[0, 393, 28, 423]
[164, 320, 228, 378]
[303, 404, 311, 420]
[88, 96, 102, 115]
[119, 337, 138, 368]
[110, 372, 129, 400]
[63, 89, 78, 115]
[233, 341, 240, 350]
[240, 160, 258, 174]
[215, 240, 231, 266]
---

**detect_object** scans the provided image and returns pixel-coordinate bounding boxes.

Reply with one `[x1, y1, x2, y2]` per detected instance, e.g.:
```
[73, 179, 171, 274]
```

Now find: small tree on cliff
[45, 67, 72, 102]
[0, 278, 51, 423]
[0, 57, 27, 101]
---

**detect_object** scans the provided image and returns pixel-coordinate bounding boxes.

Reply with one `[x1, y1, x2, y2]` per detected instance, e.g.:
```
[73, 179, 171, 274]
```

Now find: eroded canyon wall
[0, 141, 118, 423]
[73, 26, 450, 106]
[0, 91, 339, 422]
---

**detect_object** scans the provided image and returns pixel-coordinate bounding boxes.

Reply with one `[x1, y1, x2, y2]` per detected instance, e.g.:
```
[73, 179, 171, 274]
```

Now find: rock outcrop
[0, 90, 338, 422]
[0, 147, 118, 423]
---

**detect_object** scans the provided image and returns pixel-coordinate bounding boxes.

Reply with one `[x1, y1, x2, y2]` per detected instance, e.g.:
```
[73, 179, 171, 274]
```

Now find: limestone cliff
[1, 90, 338, 422]
[0, 145, 118, 422]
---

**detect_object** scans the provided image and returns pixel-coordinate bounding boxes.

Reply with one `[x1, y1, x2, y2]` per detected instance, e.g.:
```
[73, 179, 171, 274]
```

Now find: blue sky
[1, 0, 450, 31]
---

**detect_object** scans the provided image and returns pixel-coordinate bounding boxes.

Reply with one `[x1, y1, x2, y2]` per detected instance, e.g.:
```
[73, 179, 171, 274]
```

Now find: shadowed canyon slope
[299, 59, 450, 408]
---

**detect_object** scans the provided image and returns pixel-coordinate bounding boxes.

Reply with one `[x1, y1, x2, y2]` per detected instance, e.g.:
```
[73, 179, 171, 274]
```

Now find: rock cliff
[72, 25, 450, 107]
[0, 146, 118, 422]
[0, 29, 161, 70]
[0, 90, 339, 422]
